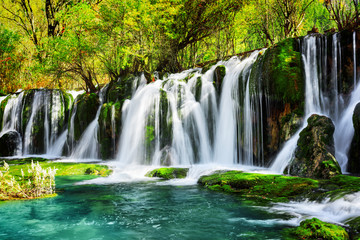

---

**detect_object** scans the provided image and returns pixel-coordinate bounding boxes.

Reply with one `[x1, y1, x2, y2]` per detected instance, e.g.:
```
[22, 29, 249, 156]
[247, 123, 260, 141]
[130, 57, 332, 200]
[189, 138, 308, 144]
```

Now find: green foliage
[0, 25, 23, 93]
[0, 0, 355, 92]
[146, 168, 189, 180]
[283, 218, 349, 240]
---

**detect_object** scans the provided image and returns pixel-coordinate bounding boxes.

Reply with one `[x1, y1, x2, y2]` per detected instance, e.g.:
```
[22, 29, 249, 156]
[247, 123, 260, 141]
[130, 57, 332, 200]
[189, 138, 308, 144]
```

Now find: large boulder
[287, 114, 341, 179]
[348, 102, 360, 173]
[0, 130, 21, 156]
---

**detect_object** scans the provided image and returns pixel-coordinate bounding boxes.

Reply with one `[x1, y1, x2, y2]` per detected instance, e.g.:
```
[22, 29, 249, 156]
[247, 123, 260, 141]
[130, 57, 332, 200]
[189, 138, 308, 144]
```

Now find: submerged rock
[0, 130, 21, 156]
[283, 218, 349, 240]
[348, 102, 360, 173]
[146, 168, 189, 180]
[287, 114, 341, 179]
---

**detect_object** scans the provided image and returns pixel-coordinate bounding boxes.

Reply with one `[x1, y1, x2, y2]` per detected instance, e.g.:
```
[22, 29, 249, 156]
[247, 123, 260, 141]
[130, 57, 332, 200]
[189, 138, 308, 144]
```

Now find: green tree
[0, 25, 23, 93]
[324, 0, 360, 30]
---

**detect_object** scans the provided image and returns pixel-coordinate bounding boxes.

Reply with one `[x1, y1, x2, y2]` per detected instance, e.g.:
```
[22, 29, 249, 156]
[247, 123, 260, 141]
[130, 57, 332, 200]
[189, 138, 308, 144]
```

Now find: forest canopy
[0, 0, 359, 93]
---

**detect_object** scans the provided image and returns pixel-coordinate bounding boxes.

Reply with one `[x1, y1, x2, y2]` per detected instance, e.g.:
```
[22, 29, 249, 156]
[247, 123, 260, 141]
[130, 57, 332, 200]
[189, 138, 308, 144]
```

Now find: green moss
[98, 102, 122, 160]
[198, 170, 318, 202]
[145, 125, 155, 146]
[107, 74, 134, 104]
[283, 218, 349, 240]
[261, 38, 304, 104]
[146, 168, 189, 180]
[317, 175, 360, 200]
[345, 216, 360, 239]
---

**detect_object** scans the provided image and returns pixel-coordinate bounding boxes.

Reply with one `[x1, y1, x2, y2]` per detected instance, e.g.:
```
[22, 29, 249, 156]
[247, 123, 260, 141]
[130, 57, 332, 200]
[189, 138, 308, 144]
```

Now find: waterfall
[70, 86, 109, 159]
[213, 51, 262, 165]
[1, 92, 24, 136]
[271, 33, 359, 173]
[115, 70, 212, 165]
[115, 51, 262, 166]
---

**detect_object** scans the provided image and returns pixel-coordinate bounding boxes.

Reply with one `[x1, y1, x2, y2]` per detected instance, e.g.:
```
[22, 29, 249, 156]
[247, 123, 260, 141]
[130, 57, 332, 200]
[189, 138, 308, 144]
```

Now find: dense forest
[0, 0, 359, 93]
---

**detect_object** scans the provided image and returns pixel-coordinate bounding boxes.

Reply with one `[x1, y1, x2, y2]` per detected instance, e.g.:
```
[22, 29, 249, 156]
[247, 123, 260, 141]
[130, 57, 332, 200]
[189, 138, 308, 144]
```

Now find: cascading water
[213, 51, 263, 166]
[115, 51, 265, 167]
[23, 90, 68, 155]
[116, 70, 212, 166]
[271, 33, 359, 173]
[70, 85, 109, 159]
[1, 92, 24, 136]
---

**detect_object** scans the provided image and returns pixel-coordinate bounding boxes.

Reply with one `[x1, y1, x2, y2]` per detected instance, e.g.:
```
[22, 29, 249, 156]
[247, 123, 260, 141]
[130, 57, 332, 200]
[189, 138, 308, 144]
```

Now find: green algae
[145, 168, 189, 180]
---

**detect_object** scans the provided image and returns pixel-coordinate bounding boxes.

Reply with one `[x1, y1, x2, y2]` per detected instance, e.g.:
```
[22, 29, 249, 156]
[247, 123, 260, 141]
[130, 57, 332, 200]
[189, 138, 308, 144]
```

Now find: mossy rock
[213, 65, 226, 95]
[287, 114, 341, 179]
[195, 76, 202, 101]
[107, 74, 135, 104]
[260, 38, 304, 104]
[70, 92, 100, 141]
[198, 170, 318, 202]
[159, 89, 172, 149]
[145, 168, 189, 180]
[283, 218, 349, 240]
[345, 216, 360, 239]
[348, 102, 360, 173]
[98, 101, 122, 160]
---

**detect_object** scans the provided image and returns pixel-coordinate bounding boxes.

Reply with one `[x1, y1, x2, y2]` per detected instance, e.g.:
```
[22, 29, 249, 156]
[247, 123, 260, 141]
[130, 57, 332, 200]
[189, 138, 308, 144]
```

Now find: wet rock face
[287, 114, 341, 179]
[348, 102, 360, 173]
[213, 65, 226, 95]
[0, 131, 21, 156]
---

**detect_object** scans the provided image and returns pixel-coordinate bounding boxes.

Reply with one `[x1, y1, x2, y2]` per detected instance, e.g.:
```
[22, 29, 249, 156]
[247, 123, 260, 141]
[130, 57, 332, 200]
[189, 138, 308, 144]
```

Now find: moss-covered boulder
[107, 74, 135, 104]
[0, 130, 21, 156]
[198, 170, 318, 202]
[287, 114, 341, 179]
[98, 101, 122, 160]
[146, 168, 189, 180]
[348, 102, 360, 173]
[70, 93, 100, 141]
[283, 218, 349, 240]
